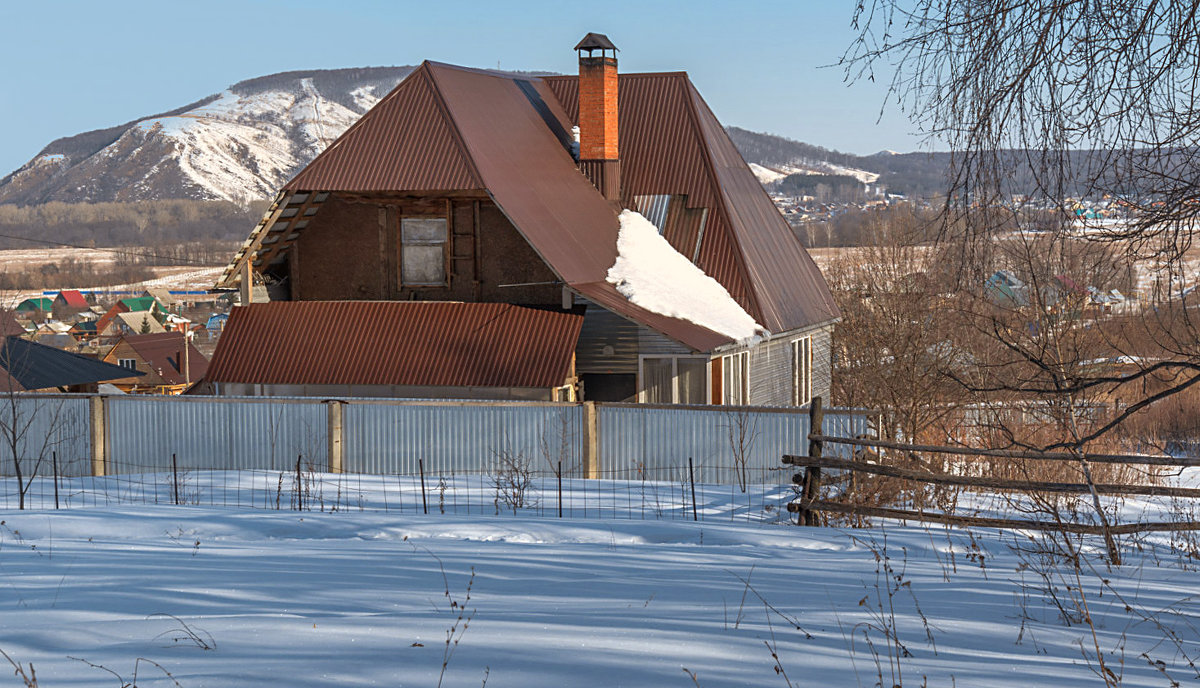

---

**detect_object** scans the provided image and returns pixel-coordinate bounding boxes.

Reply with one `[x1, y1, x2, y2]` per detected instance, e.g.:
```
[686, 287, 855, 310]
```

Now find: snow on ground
[607, 210, 766, 344]
[0, 473, 1197, 687]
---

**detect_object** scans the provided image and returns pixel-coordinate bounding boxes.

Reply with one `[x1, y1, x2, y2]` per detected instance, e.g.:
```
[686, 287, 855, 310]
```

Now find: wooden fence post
[89, 395, 106, 477]
[582, 401, 599, 479]
[327, 401, 344, 474]
[801, 396, 824, 526]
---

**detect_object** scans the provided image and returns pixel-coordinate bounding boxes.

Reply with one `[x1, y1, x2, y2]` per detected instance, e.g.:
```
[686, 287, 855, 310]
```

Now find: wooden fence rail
[785, 398, 1200, 540]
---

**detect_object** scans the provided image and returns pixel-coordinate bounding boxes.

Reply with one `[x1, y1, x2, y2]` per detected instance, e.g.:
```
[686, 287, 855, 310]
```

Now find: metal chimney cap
[574, 32, 618, 53]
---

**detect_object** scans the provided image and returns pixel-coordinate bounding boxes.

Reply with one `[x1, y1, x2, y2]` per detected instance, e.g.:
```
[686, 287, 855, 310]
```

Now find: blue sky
[0, 0, 924, 176]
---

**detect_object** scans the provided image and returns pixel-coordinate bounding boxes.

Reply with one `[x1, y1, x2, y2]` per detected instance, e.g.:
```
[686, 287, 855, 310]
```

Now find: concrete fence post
[89, 395, 107, 477]
[327, 401, 344, 474]
[582, 401, 599, 479]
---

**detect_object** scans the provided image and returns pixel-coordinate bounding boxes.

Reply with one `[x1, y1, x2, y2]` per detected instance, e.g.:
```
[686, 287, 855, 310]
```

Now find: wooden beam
[787, 500, 1200, 536]
[783, 454, 1200, 499]
[806, 433, 1197, 467]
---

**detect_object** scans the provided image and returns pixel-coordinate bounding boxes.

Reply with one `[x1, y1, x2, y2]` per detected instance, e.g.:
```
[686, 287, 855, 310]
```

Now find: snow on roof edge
[606, 209, 767, 347]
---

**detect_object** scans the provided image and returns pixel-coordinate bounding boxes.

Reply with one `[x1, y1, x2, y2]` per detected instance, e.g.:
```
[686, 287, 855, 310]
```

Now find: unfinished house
[213, 34, 839, 405]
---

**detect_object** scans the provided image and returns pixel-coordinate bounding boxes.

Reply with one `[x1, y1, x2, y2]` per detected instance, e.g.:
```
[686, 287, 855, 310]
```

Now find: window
[792, 336, 813, 406]
[639, 356, 709, 404]
[118, 358, 137, 370]
[401, 217, 448, 286]
[721, 352, 749, 405]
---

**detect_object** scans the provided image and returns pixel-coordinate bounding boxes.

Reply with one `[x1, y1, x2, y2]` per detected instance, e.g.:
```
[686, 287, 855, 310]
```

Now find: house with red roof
[52, 289, 90, 318]
[212, 34, 839, 405]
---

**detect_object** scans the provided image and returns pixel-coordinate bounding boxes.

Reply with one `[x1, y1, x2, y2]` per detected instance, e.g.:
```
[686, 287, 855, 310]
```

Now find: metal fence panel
[597, 405, 872, 485]
[107, 396, 329, 473]
[598, 404, 810, 486]
[0, 396, 91, 477]
[343, 402, 583, 477]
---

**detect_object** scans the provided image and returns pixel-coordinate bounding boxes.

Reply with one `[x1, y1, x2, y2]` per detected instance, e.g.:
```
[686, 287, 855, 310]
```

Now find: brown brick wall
[290, 196, 560, 306]
[579, 57, 618, 160]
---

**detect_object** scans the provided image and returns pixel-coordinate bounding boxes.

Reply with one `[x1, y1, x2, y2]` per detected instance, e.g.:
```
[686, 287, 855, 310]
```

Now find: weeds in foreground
[404, 536, 480, 688]
[848, 529, 938, 688]
[1, 648, 36, 687]
[149, 613, 216, 651]
[68, 655, 183, 688]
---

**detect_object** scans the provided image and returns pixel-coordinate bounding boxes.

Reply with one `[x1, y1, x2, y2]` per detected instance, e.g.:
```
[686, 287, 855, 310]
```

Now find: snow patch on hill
[753, 160, 881, 185]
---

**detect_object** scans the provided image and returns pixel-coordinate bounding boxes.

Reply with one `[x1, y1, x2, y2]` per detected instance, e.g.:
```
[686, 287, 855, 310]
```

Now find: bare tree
[0, 348, 83, 510]
[842, 1, 1200, 449]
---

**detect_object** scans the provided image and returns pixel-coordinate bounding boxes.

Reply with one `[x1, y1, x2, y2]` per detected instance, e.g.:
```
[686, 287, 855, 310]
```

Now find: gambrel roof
[219, 61, 838, 350]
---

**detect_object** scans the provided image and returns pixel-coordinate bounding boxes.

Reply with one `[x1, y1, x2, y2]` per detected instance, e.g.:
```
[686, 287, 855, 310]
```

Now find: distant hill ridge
[0, 67, 935, 206]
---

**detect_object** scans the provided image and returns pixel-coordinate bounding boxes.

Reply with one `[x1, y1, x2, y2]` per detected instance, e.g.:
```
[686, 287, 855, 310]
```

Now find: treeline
[0, 200, 267, 249]
[794, 205, 943, 249]
[0, 239, 238, 290]
[0, 258, 155, 291]
[777, 173, 866, 201]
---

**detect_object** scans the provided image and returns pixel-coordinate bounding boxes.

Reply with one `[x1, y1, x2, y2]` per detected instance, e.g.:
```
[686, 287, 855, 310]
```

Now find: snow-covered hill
[0, 68, 414, 205]
[0, 69, 892, 206]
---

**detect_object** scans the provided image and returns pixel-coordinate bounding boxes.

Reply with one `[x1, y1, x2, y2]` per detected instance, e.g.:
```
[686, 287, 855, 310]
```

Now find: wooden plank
[786, 501, 1200, 535]
[783, 454, 1200, 499]
[806, 433, 1198, 467]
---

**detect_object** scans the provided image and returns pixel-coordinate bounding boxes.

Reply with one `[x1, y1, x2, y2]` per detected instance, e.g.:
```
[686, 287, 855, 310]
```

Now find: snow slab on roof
[606, 209, 766, 346]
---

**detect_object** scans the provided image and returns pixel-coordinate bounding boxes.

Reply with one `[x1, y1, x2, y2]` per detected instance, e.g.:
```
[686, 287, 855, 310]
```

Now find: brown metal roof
[0, 311, 25, 337]
[204, 301, 582, 389]
[428, 62, 620, 285]
[543, 72, 840, 333]
[119, 332, 210, 385]
[288, 64, 483, 192]
[222, 62, 837, 350]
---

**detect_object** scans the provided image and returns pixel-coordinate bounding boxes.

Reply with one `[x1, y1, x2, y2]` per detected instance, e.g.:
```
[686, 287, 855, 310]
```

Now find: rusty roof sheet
[428, 62, 620, 285]
[288, 64, 483, 192]
[204, 301, 582, 389]
[120, 332, 209, 385]
[223, 62, 836, 351]
[544, 72, 840, 333]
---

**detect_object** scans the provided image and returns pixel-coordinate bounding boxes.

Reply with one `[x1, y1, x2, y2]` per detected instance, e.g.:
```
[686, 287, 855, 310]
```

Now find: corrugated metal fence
[0, 395, 872, 485]
[599, 403, 867, 485]
[343, 402, 584, 477]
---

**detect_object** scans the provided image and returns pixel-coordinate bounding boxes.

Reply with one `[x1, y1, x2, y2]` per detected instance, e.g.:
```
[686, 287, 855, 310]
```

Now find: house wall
[290, 196, 389, 300]
[746, 322, 834, 407]
[102, 341, 163, 387]
[290, 195, 561, 306]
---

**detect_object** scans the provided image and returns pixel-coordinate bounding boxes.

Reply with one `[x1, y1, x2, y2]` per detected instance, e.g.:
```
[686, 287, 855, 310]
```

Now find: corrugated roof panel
[288, 65, 482, 192]
[545, 72, 759, 323]
[121, 332, 210, 385]
[428, 63, 620, 284]
[204, 302, 583, 389]
[687, 81, 840, 331]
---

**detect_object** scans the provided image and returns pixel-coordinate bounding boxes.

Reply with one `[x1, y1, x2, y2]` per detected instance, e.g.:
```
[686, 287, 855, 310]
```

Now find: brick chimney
[575, 32, 620, 201]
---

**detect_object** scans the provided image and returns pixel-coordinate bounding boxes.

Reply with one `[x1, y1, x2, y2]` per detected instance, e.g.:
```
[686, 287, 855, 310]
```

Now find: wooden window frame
[637, 355, 711, 404]
[720, 351, 749, 405]
[399, 215, 450, 287]
[792, 336, 813, 406]
[118, 358, 138, 370]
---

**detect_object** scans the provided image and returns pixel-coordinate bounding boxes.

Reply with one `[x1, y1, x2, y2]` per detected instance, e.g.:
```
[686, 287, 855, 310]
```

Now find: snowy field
[0, 475, 1198, 687]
